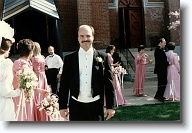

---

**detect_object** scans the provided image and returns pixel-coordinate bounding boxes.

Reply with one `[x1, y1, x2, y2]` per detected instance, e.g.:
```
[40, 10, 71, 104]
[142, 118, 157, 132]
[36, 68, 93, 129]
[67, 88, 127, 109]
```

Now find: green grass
[108, 102, 180, 121]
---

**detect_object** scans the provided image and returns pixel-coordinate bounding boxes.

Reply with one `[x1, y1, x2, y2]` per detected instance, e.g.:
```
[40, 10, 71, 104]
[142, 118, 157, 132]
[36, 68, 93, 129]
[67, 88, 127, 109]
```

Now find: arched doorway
[118, 0, 145, 49]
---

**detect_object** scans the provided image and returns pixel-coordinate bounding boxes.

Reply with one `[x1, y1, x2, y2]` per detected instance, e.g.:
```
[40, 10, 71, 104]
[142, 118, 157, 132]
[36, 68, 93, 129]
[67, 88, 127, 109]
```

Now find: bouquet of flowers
[18, 65, 38, 102]
[113, 66, 127, 75]
[37, 93, 59, 117]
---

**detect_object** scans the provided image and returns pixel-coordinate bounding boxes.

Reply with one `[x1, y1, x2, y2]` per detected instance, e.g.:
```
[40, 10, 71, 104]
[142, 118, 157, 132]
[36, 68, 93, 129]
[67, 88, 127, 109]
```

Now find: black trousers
[45, 68, 58, 94]
[155, 72, 167, 99]
[69, 98, 104, 121]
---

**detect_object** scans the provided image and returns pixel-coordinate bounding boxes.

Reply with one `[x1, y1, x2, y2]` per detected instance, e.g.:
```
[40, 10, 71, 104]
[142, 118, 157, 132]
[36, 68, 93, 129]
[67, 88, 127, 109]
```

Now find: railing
[120, 49, 135, 72]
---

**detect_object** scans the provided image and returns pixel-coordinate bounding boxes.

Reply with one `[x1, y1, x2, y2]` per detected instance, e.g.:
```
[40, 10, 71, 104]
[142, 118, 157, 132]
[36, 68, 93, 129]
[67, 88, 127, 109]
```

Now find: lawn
[108, 102, 180, 121]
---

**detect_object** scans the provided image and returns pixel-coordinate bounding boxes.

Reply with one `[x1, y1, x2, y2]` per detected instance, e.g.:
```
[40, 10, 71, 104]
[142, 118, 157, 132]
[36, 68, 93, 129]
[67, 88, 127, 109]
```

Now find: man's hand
[60, 109, 69, 120]
[104, 109, 115, 120]
[57, 74, 61, 79]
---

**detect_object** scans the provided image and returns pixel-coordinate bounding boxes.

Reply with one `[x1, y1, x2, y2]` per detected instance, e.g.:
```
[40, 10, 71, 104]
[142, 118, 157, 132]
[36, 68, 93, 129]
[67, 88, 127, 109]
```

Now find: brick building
[0, 0, 180, 56]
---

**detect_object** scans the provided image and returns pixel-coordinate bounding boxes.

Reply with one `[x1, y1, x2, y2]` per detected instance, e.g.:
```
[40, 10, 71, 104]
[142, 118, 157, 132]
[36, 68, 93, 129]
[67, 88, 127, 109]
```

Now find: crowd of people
[0, 21, 180, 121]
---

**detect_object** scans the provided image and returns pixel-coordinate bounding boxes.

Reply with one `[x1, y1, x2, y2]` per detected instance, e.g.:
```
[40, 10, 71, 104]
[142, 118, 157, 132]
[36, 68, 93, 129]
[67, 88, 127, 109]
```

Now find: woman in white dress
[0, 37, 21, 121]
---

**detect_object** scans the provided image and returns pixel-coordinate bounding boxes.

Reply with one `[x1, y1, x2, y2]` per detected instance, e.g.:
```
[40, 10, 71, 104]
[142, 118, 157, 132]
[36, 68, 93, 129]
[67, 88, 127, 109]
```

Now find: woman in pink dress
[32, 42, 50, 121]
[13, 39, 47, 121]
[133, 45, 149, 96]
[164, 42, 180, 100]
[106, 45, 126, 106]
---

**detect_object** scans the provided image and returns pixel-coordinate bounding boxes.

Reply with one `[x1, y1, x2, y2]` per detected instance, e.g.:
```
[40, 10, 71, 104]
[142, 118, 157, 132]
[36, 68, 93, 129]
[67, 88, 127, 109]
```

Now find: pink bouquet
[37, 93, 59, 116]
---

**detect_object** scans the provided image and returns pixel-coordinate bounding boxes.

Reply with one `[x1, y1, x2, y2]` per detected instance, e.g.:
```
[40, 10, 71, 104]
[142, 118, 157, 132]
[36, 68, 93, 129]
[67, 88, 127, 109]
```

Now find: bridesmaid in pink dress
[133, 45, 149, 96]
[106, 45, 126, 106]
[13, 39, 36, 121]
[13, 39, 47, 121]
[164, 42, 180, 100]
[32, 42, 50, 121]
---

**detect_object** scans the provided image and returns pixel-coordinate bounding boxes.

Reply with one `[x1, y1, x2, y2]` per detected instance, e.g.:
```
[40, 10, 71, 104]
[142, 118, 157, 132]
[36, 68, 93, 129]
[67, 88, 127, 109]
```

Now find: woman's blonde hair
[33, 42, 41, 56]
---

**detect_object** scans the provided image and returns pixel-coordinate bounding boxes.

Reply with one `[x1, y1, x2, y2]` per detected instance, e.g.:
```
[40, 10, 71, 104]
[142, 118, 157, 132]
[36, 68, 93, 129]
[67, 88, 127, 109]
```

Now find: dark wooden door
[129, 9, 143, 48]
[119, 0, 144, 48]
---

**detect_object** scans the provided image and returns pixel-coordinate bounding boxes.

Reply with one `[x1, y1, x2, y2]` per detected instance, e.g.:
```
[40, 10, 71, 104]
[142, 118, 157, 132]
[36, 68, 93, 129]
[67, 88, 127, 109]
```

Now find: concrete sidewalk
[121, 80, 165, 106]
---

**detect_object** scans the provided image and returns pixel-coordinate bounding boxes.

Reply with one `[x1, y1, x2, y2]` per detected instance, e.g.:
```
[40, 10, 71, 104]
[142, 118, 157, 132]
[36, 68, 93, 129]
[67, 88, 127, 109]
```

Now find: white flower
[167, 9, 180, 30]
[96, 57, 103, 63]
[18, 66, 38, 101]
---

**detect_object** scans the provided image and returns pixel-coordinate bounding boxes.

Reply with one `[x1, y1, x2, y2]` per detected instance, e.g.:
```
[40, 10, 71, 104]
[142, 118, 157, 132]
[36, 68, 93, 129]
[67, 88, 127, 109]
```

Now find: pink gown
[164, 51, 180, 99]
[133, 53, 147, 95]
[32, 56, 50, 121]
[108, 54, 126, 106]
[12, 59, 36, 121]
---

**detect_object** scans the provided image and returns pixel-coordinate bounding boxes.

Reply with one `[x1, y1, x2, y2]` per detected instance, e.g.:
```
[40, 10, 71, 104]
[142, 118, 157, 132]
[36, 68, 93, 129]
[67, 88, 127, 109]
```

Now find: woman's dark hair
[0, 37, 13, 54]
[106, 45, 115, 53]
[17, 39, 34, 57]
[138, 45, 145, 52]
[167, 42, 175, 50]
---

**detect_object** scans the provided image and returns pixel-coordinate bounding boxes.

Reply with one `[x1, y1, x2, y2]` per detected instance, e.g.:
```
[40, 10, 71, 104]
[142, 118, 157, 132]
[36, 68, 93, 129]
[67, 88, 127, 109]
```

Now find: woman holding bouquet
[0, 35, 21, 121]
[32, 42, 50, 121]
[13, 39, 47, 121]
[106, 45, 126, 106]
[12, 39, 36, 121]
[133, 45, 149, 97]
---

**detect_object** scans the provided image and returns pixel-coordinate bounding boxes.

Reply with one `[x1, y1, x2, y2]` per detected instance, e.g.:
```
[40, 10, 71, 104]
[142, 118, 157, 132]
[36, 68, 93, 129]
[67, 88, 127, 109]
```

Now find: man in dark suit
[58, 25, 115, 121]
[154, 38, 169, 102]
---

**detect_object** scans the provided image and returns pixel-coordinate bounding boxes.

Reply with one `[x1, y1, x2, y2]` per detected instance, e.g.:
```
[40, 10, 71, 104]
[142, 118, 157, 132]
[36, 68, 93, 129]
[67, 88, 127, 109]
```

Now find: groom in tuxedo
[154, 38, 169, 102]
[59, 25, 115, 121]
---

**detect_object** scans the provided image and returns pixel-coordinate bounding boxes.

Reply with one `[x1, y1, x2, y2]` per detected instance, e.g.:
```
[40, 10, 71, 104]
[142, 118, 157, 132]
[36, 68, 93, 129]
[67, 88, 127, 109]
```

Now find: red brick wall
[55, 0, 79, 51]
[109, 8, 119, 46]
[77, 0, 111, 50]
[144, 7, 167, 47]
[167, 0, 180, 45]
[0, 0, 3, 19]
[144, 0, 180, 46]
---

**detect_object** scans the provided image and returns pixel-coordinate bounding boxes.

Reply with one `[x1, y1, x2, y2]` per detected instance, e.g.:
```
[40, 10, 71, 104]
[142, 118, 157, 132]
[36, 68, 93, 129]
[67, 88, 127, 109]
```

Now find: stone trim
[143, 0, 164, 8]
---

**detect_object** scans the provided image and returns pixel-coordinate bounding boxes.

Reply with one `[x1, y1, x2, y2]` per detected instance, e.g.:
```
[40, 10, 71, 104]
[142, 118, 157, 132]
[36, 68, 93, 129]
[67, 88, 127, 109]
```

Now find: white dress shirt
[72, 47, 100, 103]
[45, 54, 63, 74]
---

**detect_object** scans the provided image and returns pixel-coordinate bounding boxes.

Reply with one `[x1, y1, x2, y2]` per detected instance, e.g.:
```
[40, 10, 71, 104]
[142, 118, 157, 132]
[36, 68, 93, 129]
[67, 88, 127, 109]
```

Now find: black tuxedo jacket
[154, 46, 169, 74]
[58, 49, 115, 110]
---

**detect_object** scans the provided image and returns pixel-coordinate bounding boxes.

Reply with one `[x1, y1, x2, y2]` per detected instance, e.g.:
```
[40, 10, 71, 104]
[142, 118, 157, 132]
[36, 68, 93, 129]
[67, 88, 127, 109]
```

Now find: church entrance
[7, 10, 57, 55]
[2, 0, 62, 56]
[118, 0, 145, 49]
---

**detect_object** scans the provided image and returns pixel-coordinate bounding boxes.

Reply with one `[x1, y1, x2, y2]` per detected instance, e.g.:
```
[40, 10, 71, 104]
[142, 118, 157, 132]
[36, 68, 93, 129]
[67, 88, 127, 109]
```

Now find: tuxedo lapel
[73, 51, 79, 87]
[92, 50, 98, 82]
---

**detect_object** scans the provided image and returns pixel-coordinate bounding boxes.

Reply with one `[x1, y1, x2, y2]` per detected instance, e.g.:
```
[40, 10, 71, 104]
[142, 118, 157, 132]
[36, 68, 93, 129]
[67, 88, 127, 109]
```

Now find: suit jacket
[58, 48, 115, 110]
[154, 46, 169, 74]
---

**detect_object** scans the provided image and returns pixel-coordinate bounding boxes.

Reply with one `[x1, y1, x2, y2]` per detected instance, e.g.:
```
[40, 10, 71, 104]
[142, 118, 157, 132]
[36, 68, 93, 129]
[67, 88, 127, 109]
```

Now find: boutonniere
[96, 56, 103, 63]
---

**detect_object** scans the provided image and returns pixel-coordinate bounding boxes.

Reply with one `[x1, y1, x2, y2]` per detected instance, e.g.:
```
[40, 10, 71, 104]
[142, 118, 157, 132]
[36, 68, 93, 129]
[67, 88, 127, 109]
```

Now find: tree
[167, 9, 180, 30]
